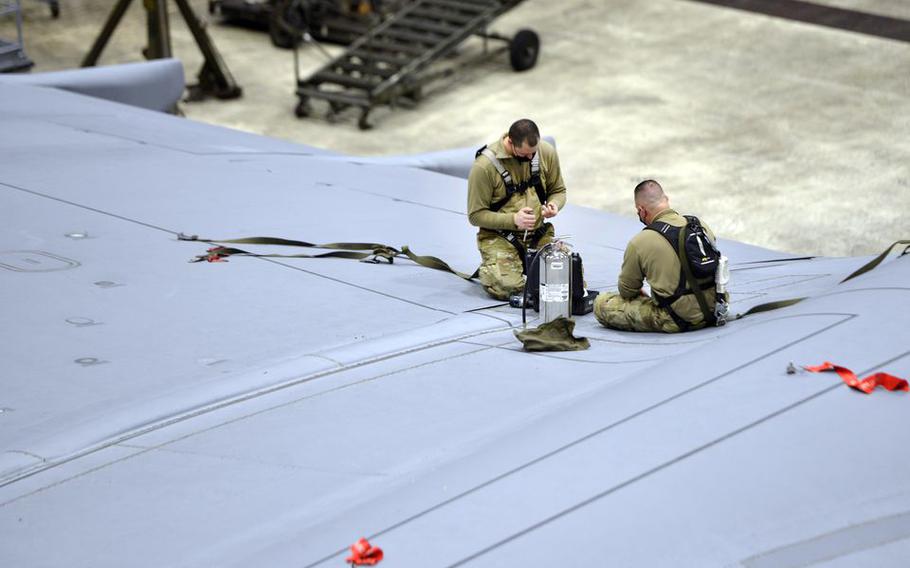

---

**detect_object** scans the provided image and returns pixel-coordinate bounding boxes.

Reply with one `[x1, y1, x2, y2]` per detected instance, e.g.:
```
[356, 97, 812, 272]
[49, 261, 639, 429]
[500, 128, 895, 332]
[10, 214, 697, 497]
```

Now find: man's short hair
[508, 119, 540, 148]
[634, 179, 666, 206]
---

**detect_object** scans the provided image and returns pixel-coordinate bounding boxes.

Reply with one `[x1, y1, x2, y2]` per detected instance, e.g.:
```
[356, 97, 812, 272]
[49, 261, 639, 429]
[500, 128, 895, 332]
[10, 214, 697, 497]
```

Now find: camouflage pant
[476, 225, 554, 300]
[593, 292, 682, 333]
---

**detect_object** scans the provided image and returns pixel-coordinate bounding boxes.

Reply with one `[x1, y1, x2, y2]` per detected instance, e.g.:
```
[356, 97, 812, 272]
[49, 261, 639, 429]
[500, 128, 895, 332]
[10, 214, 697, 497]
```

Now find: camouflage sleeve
[541, 142, 566, 210]
[617, 239, 645, 299]
[467, 161, 516, 230]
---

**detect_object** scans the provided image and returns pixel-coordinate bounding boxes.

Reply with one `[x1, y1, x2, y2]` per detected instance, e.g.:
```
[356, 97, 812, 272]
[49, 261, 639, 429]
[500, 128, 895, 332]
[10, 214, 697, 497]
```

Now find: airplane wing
[0, 59, 186, 113]
[2, 73, 908, 567]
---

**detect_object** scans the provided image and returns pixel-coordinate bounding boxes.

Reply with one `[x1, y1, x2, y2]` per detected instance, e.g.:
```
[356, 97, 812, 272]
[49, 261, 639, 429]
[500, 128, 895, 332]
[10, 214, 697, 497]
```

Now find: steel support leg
[81, 0, 134, 67]
[174, 0, 242, 100]
[143, 0, 173, 60]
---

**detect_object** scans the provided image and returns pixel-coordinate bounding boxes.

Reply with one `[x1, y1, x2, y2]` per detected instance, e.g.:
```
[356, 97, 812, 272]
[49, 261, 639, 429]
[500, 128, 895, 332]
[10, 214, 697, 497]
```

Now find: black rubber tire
[404, 85, 422, 103]
[295, 100, 311, 118]
[358, 111, 373, 130]
[269, 0, 305, 49]
[509, 29, 540, 72]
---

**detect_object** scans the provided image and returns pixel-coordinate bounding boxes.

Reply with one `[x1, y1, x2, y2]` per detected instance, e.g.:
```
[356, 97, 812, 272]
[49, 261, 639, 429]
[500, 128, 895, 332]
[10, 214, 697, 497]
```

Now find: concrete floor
[3, 0, 909, 256]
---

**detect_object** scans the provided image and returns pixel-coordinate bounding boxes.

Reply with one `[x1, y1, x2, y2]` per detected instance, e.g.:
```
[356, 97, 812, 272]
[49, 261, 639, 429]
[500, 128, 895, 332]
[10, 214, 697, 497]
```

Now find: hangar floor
[3, 0, 908, 256]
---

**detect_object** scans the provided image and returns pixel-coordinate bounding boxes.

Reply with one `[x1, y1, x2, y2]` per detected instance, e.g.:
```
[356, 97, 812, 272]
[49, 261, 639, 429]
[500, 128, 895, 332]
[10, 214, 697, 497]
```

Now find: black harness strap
[675, 223, 716, 326]
[494, 223, 551, 274]
[645, 218, 716, 329]
[662, 298, 694, 332]
[476, 146, 547, 213]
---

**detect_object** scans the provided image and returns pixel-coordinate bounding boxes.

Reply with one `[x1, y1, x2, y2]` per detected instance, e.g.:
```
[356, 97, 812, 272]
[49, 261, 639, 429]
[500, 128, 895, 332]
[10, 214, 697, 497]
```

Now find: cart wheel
[50, 0, 60, 18]
[270, 0, 306, 49]
[294, 99, 311, 118]
[404, 86, 422, 103]
[509, 29, 540, 72]
[208, 0, 216, 15]
[358, 109, 373, 130]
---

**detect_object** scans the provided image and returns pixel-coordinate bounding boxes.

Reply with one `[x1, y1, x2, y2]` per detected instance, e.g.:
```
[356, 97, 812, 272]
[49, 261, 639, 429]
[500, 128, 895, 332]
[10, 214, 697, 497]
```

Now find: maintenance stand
[83, 0, 242, 101]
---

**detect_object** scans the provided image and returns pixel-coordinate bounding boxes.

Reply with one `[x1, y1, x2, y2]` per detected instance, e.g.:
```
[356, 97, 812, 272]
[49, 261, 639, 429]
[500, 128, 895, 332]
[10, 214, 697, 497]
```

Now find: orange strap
[346, 538, 383, 566]
[804, 362, 909, 394]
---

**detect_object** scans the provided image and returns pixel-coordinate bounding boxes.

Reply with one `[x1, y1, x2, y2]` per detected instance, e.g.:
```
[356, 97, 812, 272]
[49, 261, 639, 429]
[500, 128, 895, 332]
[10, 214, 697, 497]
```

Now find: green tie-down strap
[399, 245, 479, 281]
[514, 316, 591, 352]
[734, 239, 910, 319]
[191, 245, 398, 263]
[179, 233, 478, 280]
[736, 296, 807, 318]
[840, 239, 910, 283]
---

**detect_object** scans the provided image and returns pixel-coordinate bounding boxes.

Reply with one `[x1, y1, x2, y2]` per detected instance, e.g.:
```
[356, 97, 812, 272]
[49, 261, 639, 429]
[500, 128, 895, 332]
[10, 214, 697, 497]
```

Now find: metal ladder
[294, 0, 525, 129]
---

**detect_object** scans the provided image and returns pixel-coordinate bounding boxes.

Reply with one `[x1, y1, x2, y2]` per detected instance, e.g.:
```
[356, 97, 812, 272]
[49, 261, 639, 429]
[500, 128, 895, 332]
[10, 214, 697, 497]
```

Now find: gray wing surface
[0, 59, 186, 113]
[1, 82, 908, 568]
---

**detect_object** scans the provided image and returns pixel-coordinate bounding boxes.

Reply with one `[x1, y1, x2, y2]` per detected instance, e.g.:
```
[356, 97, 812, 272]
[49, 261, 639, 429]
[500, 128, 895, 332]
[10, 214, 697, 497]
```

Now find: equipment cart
[293, 0, 538, 129]
[212, 0, 404, 49]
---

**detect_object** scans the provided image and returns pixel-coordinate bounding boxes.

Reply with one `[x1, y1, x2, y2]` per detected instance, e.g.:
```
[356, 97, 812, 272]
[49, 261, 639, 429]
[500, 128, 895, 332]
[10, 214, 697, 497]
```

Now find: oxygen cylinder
[539, 242, 572, 323]
[714, 255, 730, 325]
[715, 255, 730, 295]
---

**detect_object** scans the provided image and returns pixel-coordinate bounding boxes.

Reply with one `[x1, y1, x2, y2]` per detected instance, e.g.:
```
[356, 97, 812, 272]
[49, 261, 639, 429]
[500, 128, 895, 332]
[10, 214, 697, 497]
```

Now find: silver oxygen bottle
[539, 241, 572, 323]
[714, 254, 730, 325]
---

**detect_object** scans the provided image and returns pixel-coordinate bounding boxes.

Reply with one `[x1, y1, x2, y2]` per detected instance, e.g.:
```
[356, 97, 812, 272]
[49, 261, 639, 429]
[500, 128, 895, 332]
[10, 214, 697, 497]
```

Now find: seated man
[595, 180, 721, 333]
[467, 119, 567, 300]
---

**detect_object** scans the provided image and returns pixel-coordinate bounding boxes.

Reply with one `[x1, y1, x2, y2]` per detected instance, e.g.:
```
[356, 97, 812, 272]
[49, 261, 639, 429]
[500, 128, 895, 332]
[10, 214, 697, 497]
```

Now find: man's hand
[513, 207, 536, 230]
[541, 202, 559, 219]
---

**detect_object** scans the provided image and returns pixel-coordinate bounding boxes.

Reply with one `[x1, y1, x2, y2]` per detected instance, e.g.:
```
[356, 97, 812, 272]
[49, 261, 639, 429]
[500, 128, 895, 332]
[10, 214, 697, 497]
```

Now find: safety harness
[475, 145, 547, 213]
[499, 223, 552, 274]
[476, 145, 550, 272]
[645, 216, 719, 331]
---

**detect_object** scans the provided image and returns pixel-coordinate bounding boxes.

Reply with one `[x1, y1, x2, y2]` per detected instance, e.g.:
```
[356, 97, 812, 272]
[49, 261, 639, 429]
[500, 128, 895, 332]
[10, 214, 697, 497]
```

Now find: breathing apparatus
[514, 238, 598, 326]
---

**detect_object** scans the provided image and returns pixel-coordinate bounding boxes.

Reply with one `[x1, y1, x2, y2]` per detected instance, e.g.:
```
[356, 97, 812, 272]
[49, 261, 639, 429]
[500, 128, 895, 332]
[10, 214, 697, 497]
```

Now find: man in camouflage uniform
[595, 180, 718, 333]
[467, 119, 567, 300]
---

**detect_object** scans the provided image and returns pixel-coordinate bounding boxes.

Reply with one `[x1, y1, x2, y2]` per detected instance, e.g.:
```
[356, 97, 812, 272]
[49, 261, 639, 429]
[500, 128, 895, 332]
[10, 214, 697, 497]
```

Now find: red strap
[205, 246, 229, 262]
[346, 538, 384, 566]
[803, 362, 909, 394]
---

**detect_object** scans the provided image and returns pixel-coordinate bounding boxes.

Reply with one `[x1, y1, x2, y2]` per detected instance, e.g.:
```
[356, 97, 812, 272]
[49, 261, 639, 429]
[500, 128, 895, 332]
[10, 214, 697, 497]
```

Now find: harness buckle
[363, 246, 398, 264]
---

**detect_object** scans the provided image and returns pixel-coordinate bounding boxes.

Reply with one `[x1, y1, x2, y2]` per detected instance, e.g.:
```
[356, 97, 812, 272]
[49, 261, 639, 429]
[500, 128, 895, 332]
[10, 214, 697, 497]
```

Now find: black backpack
[648, 215, 720, 279]
[646, 215, 720, 328]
